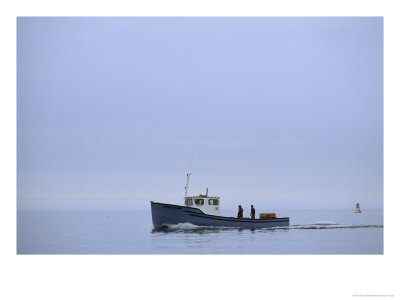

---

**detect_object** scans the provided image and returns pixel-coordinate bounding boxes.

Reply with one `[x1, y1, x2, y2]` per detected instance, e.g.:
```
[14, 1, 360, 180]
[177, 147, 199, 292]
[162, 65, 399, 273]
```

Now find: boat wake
[152, 222, 227, 233]
[257, 222, 383, 231]
[282, 221, 383, 230]
[152, 222, 383, 232]
[286, 223, 383, 230]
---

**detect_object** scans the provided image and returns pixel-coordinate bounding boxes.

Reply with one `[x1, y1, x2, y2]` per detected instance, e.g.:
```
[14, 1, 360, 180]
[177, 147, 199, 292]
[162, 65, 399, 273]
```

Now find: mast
[184, 146, 195, 199]
[184, 173, 191, 199]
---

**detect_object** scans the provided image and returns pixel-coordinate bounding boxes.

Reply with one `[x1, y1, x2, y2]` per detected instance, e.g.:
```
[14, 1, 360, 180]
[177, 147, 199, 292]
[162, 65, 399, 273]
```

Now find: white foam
[289, 224, 383, 229]
[167, 222, 202, 230]
[156, 222, 239, 231]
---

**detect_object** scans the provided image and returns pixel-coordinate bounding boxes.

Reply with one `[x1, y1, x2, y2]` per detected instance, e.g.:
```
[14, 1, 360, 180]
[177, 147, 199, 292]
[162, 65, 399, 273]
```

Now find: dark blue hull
[151, 201, 289, 229]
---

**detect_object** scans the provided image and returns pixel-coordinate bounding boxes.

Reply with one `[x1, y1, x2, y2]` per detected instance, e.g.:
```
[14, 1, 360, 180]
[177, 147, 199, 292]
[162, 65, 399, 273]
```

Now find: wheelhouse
[184, 188, 220, 216]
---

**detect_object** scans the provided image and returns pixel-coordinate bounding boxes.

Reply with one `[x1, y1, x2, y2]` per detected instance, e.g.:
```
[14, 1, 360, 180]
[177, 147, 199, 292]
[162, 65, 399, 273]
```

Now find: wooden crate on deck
[260, 213, 276, 219]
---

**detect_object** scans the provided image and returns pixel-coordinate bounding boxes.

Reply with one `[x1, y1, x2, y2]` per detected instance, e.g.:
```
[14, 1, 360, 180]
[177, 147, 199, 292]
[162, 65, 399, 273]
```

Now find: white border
[2, 1, 399, 300]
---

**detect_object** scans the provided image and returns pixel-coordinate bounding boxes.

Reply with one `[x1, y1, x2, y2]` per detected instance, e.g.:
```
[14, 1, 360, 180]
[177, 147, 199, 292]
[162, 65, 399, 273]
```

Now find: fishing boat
[354, 203, 362, 213]
[150, 173, 290, 229]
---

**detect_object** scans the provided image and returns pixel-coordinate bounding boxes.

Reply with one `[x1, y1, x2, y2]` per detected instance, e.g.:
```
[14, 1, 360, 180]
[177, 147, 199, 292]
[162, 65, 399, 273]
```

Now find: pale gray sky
[17, 17, 383, 210]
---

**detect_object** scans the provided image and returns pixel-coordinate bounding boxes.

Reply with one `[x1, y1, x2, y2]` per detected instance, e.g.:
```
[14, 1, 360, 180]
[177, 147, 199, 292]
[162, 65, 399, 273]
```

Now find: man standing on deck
[250, 205, 255, 219]
[237, 205, 243, 218]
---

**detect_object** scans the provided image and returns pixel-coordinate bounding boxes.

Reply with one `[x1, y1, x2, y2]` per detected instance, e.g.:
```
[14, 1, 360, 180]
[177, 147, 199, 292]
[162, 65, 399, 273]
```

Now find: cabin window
[194, 198, 204, 205]
[208, 199, 219, 205]
[185, 198, 193, 206]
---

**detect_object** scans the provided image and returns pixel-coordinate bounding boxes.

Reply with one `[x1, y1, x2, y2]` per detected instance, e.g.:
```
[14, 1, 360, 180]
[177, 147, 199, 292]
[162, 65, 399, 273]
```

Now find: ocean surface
[17, 208, 383, 254]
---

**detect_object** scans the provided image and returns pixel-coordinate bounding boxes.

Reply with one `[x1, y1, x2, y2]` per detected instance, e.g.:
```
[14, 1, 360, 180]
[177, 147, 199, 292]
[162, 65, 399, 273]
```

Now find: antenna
[188, 146, 195, 172]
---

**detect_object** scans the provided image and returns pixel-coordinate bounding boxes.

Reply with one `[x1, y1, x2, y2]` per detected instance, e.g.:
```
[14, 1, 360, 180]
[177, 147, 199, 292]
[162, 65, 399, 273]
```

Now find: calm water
[17, 209, 383, 254]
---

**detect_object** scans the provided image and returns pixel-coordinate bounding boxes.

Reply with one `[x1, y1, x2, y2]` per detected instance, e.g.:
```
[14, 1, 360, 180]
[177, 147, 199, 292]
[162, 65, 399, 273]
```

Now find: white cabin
[184, 188, 220, 216]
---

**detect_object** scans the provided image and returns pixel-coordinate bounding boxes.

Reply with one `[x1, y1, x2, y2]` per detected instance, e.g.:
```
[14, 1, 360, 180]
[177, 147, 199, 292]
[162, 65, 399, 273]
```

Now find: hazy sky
[17, 17, 383, 210]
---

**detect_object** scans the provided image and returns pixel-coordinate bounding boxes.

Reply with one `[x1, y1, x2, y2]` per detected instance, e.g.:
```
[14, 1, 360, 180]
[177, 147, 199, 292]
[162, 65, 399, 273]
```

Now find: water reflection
[151, 225, 261, 234]
[152, 226, 225, 234]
